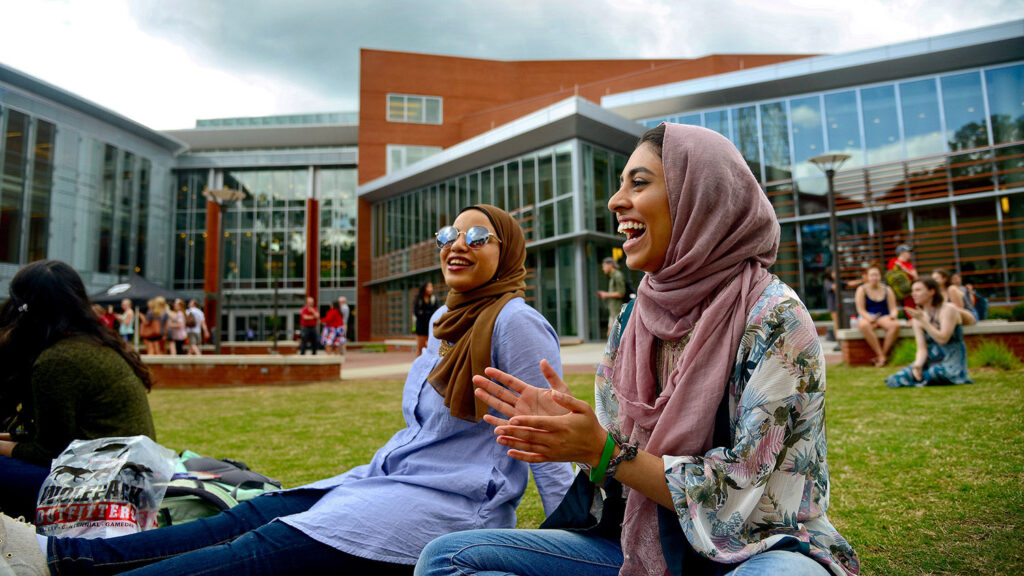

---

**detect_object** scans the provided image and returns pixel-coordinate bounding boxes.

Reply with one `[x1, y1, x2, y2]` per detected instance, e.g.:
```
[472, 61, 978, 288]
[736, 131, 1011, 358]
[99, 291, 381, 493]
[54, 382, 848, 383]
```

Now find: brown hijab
[428, 204, 527, 422]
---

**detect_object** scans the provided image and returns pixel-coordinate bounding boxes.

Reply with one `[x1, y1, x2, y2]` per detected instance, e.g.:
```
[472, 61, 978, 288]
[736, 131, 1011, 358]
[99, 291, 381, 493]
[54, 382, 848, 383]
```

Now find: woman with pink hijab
[416, 124, 859, 576]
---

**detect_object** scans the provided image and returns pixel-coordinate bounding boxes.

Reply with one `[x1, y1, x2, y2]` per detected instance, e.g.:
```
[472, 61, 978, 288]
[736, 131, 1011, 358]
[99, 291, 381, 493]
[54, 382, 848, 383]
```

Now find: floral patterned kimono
[596, 277, 859, 576]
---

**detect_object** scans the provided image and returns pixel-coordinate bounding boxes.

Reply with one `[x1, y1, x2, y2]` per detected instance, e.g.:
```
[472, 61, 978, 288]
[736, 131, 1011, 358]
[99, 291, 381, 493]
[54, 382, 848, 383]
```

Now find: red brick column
[306, 198, 320, 303]
[202, 199, 220, 331]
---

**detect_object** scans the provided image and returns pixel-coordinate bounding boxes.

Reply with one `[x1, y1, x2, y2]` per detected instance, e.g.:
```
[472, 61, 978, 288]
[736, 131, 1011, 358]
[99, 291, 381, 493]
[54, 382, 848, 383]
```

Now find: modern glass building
[361, 99, 643, 340]
[606, 22, 1024, 312]
[1, 20, 1021, 343]
[0, 63, 181, 296]
[166, 115, 358, 341]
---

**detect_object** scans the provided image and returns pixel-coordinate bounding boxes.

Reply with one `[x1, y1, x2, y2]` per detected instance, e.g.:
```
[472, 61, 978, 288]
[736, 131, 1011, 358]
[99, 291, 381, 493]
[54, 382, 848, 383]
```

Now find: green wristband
[589, 433, 615, 484]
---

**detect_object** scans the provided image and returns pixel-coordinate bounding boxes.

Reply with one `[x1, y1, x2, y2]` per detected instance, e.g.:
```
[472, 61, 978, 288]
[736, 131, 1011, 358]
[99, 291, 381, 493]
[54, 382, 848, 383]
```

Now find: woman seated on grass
[0, 260, 156, 521]
[417, 124, 858, 576]
[0, 205, 574, 576]
[886, 277, 972, 388]
[854, 263, 901, 367]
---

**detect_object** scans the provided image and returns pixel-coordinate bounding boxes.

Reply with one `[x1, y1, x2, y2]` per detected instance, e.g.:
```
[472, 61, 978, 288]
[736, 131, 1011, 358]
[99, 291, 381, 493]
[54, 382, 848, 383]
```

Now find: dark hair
[823, 267, 834, 281]
[637, 123, 666, 158]
[932, 268, 951, 288]
[913, 277, 944, 308]
[0, 260, 152, 394]
[417, 282, 434, 302]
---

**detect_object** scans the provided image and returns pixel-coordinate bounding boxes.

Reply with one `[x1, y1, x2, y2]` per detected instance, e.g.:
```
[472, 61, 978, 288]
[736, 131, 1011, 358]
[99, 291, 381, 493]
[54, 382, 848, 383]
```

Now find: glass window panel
[539, 154, 553, 202]
[506, 162, 520, 213]
[480, 170, 492, 206]
[117, 152, 134, 271]
[941, 71, 989, 151]
[406, 97, 424, 123]
[135, 158, 150, 275]
[425, 98, 442, 124]
[1003, 193, 1024, 300]
[522, 158, 536, 208]
[796, 176, 828, 216]
[766, 182, 796, 219]
[493, 165, 505, 209]
[760, 101, 792, 182]
[539, 203, 554, 238]
[678, 114, 701, 126]
[587, 146, 612, 234]
[985, 64, 1024, 145]
[388, 95, 405, 122]
[97, 144, 117, 272]
[704, 109, 730, 139]
[731, 106, 762, 180]
[540, 249, 557, 329]
[773, 223, 800, 293]
[824, 91, 863, 167]
[467, 173, 479, 206]
[911, 205, 953, 273]
[555, 147, 571, 197]
[1, 110, 28, 263]
[28, 119, 55, 262]
[900, 79, 944, 157]
[557, 197, 573, 235]
[790, 96, 826, 180]
[860, 85, 901, 165]
[558, 243, 576, 336]
[954, 199, 1006, 298]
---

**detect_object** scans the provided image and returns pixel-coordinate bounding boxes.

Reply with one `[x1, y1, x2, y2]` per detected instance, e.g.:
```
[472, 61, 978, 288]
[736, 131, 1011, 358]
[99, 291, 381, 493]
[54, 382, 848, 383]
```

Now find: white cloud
[1, 0, 1022, 129]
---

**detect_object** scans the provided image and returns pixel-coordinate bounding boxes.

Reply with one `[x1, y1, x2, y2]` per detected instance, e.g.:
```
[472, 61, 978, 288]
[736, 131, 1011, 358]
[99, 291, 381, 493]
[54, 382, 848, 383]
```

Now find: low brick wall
[837, 320, 1024, 366]
[143, 354, 344, 388]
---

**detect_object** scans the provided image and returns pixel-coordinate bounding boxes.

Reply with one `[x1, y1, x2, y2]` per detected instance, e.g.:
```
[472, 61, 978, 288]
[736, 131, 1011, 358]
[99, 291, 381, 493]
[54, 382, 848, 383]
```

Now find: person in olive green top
[597, 256, 626, 336]
[0, 260, 156, 520]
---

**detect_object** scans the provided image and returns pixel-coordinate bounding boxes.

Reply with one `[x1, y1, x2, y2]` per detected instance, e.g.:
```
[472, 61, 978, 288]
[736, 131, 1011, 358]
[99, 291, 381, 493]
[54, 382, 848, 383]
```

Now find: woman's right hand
[473, 359, 571, 425]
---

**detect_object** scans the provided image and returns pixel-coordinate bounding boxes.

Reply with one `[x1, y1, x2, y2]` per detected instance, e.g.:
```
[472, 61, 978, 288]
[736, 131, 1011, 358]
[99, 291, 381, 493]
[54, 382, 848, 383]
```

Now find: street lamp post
[267, 241, 284, 354]
[204, 188, 246, 354]
[809, 153, 852, 330]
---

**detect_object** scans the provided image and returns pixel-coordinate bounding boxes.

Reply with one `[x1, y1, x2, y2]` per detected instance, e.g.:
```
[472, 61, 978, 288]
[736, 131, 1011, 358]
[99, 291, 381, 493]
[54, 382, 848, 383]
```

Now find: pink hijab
[612, 123, 780, 575]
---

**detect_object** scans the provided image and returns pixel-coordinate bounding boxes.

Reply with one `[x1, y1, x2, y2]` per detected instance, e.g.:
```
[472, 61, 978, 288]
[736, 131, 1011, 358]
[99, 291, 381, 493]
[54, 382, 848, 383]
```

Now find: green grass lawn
[149, 365, 1023, 575]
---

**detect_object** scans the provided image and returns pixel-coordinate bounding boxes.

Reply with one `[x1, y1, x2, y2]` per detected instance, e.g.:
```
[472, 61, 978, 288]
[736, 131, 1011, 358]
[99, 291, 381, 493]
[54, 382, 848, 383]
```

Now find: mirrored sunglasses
[434, 225, 500, 250]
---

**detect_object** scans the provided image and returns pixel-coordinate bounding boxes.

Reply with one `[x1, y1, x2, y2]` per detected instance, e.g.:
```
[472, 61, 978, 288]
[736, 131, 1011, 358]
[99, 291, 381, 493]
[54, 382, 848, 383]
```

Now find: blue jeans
[415, 529, 828, 576]
[48, 490, 413, 576]
[0, 454, 51, 520]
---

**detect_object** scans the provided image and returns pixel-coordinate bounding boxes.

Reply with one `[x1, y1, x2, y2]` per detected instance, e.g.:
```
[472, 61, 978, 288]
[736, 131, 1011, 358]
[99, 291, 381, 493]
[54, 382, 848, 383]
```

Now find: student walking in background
[596, 257, 626, 337]
[185, 300, 208, 355]
[413, 282, 439, 354]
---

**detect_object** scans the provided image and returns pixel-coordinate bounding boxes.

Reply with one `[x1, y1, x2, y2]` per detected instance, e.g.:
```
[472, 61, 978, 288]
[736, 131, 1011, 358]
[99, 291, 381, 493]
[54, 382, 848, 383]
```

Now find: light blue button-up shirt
[281, 298, 574, 564]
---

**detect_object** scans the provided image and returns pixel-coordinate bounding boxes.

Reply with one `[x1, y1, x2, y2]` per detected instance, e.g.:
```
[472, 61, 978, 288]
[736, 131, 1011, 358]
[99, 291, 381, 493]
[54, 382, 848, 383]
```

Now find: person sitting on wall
[886, 277, 972, 388]
[854, 263, 901, 367]
[932, 268, 977, 326]
[0, 260, 156, 520]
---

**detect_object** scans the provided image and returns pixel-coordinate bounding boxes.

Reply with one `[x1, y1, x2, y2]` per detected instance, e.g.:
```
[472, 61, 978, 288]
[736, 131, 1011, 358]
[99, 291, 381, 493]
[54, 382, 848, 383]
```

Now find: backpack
[185, 310, 197, 328]
[157, 451, 282, 527]
[885, 268, 912, 300]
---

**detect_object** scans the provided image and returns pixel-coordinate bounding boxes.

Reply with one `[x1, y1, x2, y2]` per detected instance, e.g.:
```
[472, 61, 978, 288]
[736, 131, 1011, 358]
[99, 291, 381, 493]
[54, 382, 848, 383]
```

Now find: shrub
[810, 311, 833, 322]
[1013, 302, 1024, 322]
[889, 339, 916, 366]
[968, 339, 1022, 370]
[987, 306, 1013, 320]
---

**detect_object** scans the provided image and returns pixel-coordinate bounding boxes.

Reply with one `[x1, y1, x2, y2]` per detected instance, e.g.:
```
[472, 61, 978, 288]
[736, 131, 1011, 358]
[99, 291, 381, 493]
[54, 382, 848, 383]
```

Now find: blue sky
[2, 0, 1022, 129]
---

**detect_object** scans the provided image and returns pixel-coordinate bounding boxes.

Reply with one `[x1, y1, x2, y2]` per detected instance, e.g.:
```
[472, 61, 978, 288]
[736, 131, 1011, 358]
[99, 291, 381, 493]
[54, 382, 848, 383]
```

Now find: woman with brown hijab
[418, 125, 858, 576]
[1, 206, 573, 576]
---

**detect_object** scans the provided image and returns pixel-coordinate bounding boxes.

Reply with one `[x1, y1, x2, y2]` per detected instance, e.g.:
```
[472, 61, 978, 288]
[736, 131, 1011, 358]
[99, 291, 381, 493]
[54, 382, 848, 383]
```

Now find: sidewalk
[341, 337, 842, 381]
